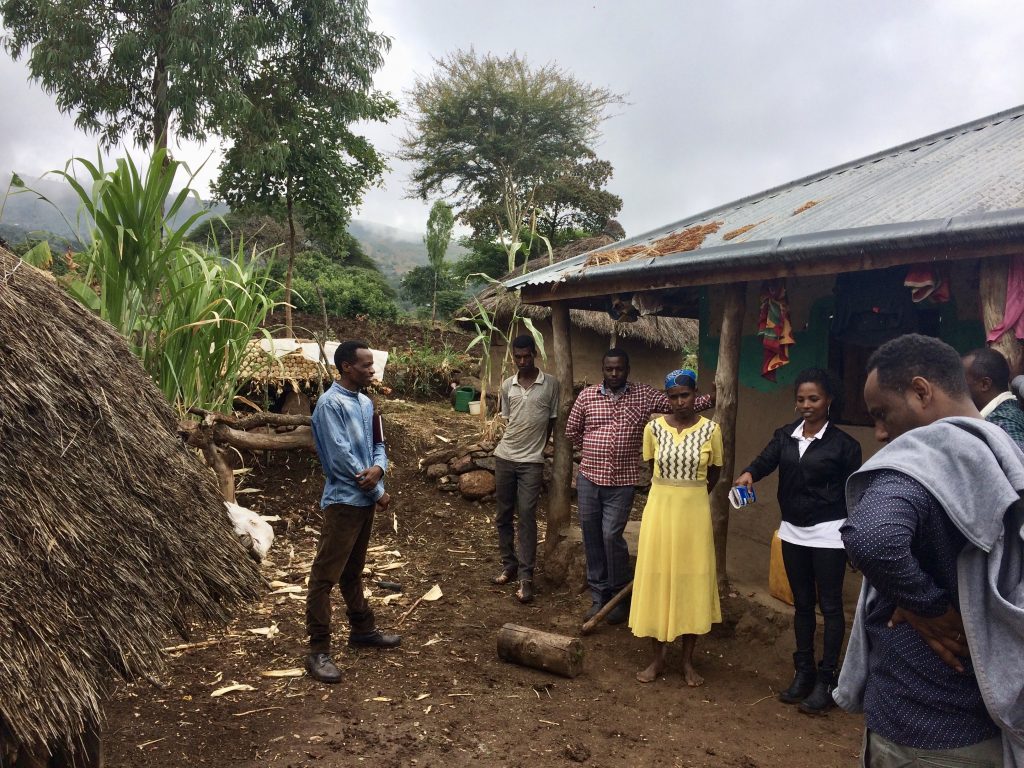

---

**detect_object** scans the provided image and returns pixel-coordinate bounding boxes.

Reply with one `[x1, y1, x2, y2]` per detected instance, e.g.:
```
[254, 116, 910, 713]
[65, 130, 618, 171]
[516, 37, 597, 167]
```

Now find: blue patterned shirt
[311, 383, 387, 508]
[842, 470, 998, 749]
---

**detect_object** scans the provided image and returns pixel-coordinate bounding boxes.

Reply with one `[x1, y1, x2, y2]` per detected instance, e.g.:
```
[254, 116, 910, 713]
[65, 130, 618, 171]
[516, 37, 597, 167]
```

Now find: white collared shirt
[779, 419, 845, 549]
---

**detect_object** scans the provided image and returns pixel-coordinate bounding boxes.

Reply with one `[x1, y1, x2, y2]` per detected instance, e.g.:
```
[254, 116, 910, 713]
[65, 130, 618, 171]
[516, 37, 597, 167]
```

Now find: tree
[534, 157, 623, 244]
[399, 49, 624, 274]
[424, 200, 454, 323]
[0, 0, 252, 151]
[215, 0, 397, 336]
[400, 264, 463, 321]
[268, 250, 397, 322]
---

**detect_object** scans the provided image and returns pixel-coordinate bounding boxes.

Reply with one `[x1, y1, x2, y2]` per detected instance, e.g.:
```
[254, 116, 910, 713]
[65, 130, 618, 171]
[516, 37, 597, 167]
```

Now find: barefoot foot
[637, 660, 665, 683]
[683, 664, 704, 687]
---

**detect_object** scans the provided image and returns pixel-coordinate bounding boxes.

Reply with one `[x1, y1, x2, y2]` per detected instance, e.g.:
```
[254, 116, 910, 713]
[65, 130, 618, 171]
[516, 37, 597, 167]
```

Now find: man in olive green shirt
[492, 335, 560, 604]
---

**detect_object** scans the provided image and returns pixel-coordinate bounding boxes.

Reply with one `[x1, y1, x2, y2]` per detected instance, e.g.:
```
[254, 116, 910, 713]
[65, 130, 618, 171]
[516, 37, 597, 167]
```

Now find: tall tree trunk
[710, 283, 746, 595]
[151, 0, 171, 154]
[431, 267, 438, 325]
[542, 301, 576, 585]
[285, 174, 296, 337]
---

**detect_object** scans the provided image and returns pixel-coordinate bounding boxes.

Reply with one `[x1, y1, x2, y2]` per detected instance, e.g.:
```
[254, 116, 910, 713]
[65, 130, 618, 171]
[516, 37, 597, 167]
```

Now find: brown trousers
[306, 502, 376, 653]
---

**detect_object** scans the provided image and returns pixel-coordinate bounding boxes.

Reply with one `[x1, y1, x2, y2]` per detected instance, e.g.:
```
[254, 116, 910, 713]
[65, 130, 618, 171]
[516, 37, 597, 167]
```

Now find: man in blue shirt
[305, 340, 400, 684]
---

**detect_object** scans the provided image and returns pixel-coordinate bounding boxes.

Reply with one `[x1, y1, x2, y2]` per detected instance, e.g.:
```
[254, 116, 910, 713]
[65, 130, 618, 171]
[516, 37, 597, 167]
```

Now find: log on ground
[496, 623, 584, 678]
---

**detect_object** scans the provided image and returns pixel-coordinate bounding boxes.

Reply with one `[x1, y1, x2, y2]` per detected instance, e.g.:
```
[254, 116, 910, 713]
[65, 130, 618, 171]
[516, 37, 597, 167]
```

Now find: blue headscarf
[665, 368, 698, 389]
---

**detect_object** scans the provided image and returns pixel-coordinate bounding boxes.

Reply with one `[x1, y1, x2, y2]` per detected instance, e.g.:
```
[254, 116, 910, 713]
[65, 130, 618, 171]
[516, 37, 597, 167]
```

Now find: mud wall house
[0, 247, 260, 765]
[459, 234, 698, 392]
[502, 105, 1024, 593]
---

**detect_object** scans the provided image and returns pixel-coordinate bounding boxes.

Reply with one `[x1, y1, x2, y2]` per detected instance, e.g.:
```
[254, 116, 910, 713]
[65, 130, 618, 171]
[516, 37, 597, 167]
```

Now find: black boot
[778, 651, 816, 704]
[798, 666, 837, 716]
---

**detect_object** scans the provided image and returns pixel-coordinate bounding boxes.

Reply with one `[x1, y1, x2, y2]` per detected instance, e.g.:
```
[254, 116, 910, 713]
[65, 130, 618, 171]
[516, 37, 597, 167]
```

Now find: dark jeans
[781, 539, 847, 671]
[576, 474, 636, 604]
[306, 502, 377, 653]
[494, 457, 543, 580]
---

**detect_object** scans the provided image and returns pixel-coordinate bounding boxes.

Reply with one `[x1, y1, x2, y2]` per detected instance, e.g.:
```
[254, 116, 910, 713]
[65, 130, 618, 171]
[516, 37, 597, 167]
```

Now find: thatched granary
[0, 249, 261, 763]
[461, 234, 698, 387]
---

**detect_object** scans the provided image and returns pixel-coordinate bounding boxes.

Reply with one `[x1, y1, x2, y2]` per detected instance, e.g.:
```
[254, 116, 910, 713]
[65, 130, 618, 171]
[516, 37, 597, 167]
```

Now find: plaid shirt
[566, 382, 713, 487]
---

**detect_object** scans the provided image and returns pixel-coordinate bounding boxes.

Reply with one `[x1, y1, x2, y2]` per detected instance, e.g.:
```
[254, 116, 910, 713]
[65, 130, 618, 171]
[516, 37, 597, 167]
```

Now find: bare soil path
[103, 402, 863, 767]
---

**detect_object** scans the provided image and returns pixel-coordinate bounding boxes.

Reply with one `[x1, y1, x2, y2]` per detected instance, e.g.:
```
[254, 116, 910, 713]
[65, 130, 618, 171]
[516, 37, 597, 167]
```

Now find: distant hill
[0, 176, 465, 289]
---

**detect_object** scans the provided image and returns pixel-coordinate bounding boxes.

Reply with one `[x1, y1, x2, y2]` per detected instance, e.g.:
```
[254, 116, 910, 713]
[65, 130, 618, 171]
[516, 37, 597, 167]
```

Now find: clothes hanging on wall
[986, 254, 1024, 343]
[904, 264, 951, 304]
[758, 278, 795, 381]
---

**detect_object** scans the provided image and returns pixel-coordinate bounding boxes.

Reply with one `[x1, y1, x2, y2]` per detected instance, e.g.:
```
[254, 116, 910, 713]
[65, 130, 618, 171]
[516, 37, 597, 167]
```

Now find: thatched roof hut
[0, 248, 261, 757]
[462, 234, 698, 353]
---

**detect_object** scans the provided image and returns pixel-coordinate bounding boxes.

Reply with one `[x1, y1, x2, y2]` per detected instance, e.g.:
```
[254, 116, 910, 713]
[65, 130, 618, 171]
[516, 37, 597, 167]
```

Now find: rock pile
[419, 440, 556, 502]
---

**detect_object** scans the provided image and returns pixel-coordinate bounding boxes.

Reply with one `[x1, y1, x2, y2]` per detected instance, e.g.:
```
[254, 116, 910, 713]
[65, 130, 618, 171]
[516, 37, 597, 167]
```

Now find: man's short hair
[335, 339, 369, 369]
[603, 347, 630, 367]
[511, 334, 537, 353]
[965, 347, 1011, 391]
[866, 334, 968, 397]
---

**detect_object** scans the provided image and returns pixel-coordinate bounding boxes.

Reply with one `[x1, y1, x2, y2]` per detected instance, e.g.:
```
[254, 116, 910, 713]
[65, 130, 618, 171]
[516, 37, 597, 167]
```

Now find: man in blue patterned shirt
[842, 334, 1003, 766]
[305, 340, 400, 684]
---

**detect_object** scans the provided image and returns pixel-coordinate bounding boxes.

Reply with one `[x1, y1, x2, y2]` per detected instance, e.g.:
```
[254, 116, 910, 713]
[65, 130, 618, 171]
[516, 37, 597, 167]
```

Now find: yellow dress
[628, 416, 723, 641]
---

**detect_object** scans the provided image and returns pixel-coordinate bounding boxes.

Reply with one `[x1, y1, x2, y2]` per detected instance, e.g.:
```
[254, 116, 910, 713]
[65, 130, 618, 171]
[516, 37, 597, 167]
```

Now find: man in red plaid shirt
[567, 348, 713, 623]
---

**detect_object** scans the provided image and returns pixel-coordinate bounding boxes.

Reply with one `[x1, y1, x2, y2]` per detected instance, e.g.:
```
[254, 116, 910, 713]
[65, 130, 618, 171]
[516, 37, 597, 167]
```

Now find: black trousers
[781, 540, 847, 671]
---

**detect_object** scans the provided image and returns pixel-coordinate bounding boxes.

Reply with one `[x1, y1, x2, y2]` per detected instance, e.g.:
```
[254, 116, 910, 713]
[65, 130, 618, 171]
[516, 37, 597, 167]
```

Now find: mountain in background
[0, 176, 465, 289]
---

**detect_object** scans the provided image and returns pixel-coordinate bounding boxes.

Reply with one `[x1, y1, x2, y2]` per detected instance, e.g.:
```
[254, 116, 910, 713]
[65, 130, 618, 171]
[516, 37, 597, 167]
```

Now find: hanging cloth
[757, 278, 795, 381]
[904, 264, 951, 304]
[986, 254, 1024, 343]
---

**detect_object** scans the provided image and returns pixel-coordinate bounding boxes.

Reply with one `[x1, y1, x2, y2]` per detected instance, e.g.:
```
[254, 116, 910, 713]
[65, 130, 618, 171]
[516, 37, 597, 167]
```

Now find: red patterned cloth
[566, 382, 713, 487]
[758, 278, 795, 381]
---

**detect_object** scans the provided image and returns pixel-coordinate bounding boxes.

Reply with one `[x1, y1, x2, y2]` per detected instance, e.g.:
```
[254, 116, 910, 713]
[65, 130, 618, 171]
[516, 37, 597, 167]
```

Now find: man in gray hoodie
[835, 334, 1024, 767]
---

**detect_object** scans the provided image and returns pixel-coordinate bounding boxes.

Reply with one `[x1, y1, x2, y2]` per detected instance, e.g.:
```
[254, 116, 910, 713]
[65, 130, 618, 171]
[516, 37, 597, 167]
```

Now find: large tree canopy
[0, 0, 254, 149]
[214, 0, 397, 333]
[399, 49, 623, 271]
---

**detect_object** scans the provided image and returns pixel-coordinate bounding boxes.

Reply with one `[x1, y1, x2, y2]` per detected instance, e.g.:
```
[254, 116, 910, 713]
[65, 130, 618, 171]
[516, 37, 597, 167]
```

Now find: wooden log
[497, 623, 584, 678]
[546, 301, 575, 558]
[980, 256, 1024, 377]
[710, 282, 746, 594]
[580, 580, 633, 635]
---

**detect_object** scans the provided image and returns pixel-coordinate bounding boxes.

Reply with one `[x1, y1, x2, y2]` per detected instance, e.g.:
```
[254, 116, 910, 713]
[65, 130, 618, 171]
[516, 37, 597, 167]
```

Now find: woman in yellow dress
[630, 368, 723, 685]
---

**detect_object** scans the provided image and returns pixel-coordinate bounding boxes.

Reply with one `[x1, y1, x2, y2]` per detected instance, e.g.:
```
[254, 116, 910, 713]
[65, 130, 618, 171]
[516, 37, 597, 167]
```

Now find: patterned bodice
[648, 417, 719, 482]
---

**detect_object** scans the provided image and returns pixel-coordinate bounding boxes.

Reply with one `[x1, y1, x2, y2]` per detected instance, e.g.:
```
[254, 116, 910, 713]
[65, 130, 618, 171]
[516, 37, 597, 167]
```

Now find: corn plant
[31, 150, 277, 414]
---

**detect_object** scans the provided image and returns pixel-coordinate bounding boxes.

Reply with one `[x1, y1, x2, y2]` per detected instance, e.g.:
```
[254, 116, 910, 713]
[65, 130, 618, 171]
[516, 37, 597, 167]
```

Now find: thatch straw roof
[0, 248, 261, 750]
[461, 234, 698, 351]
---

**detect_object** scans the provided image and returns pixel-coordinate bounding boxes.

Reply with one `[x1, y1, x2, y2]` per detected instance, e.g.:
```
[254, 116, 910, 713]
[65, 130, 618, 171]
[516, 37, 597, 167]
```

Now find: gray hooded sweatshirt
[835, 417, 1024, 766]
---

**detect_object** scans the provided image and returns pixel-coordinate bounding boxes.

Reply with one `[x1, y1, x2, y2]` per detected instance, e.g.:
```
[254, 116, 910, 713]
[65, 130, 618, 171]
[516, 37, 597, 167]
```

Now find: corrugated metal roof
[505, 105, 1024, 291]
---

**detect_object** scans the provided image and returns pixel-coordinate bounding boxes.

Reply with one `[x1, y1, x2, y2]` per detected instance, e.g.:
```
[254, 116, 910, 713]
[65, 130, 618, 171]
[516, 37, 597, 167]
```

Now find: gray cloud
[3, 1, 1023, 238]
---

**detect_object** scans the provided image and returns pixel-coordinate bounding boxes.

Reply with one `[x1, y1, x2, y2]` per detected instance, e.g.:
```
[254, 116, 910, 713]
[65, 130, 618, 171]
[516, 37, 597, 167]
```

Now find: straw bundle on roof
[0, 248, 261, 752]
[583, 221, 724, 267]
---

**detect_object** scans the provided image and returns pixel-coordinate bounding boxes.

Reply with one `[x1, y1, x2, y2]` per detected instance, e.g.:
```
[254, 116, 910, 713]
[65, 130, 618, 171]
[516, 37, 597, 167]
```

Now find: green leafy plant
[384, 342, 471, 400]
[33, 150, 276, 414]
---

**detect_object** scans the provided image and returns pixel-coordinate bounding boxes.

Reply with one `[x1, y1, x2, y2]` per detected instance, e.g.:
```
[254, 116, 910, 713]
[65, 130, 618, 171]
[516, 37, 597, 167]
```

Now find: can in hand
[729, 485, 757, 509]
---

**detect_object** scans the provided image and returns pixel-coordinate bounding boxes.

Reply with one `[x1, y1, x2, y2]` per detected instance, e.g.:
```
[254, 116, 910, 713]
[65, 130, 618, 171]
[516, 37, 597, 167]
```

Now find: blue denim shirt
[311, 383, 387, 508]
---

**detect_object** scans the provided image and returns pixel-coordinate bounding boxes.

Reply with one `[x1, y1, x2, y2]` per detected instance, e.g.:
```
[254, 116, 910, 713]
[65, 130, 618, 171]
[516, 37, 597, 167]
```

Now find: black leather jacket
[743, 420, 862, 527]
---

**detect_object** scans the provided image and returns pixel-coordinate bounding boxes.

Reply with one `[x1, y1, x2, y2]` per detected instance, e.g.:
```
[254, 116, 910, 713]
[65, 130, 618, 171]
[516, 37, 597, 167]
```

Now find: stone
[470, 450, 490, 458]
[459, 470, 496, 500]
[473, 456, 496, 472]
[425, 463, 449, 481]
[449, 454, 475, 474]
[478, 440, 496, 452]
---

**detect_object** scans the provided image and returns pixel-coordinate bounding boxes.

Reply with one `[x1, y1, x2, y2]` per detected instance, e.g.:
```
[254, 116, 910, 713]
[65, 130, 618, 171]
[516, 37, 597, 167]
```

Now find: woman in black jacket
[733, 368, 861, 715]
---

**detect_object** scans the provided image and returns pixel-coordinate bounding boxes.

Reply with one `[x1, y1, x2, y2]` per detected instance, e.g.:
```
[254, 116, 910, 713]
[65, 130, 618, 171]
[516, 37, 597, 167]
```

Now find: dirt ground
[103, 401, 864, 767]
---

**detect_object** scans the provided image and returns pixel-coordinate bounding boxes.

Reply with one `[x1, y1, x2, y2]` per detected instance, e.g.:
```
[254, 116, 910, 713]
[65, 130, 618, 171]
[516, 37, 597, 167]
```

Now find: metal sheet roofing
[505, 105, 1024, 292]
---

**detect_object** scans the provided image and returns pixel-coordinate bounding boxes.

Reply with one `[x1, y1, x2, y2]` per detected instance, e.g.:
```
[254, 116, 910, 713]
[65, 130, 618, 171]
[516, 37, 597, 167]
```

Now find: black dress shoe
[583, 602, 602, 621]
[348, 629, 402, 649]
[305, 653, 341, 684]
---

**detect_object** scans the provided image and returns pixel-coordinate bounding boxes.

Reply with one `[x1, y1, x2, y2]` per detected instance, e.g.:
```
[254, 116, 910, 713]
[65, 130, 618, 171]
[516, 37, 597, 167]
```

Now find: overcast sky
[2, 0, 1023, 239]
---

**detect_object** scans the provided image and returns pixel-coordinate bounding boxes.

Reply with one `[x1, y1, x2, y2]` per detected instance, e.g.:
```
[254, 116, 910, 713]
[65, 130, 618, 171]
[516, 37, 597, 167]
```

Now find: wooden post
[546, 302, 574, 562]
[497, 623, 584, 678]
[980, 256, 1024, 377]
[710, 282, 746, 594]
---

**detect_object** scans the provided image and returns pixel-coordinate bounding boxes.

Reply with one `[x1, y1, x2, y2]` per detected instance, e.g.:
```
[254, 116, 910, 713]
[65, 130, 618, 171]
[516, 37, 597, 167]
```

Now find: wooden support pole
[546, 302, 574, 561]
[710, 282, 746, 594]
[497, 623, 584, 678]
[980, 256, 1024, 377]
